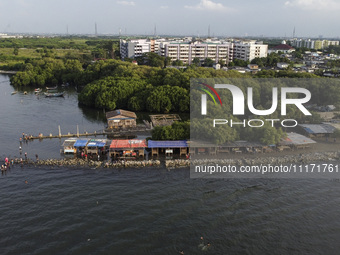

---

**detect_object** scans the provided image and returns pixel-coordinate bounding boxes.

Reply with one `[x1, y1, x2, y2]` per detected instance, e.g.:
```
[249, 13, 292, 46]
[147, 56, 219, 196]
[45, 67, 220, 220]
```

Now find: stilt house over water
[106, 109, 137, 129]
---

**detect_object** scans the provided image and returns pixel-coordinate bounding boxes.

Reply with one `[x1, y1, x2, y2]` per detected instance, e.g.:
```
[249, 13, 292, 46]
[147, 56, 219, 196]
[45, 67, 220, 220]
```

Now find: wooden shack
[109, 139, 147, 158]
[106, 109, 137, 129]
[73, 139, 90, 154]
[62, 138, 77, 154]
[298, 124, 336, 138]
[147, 140, 188, 157]
[149, 114, 181, 127]
[86, 139, 107, 155]
[279, 132, 316, 149]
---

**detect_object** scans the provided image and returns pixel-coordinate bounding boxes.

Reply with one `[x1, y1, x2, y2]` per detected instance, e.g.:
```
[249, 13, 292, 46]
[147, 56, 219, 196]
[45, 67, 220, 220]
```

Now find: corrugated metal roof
[147, 140, 188, 148]
[299, 124, 336, 134]
[62, 139, 77, 147]
[73, 139, 89, 147]
[110, 139, 147, 149]
[280, 132, 316, 145]
[87, 139, 107, 148]
[106, 109, 137, 119]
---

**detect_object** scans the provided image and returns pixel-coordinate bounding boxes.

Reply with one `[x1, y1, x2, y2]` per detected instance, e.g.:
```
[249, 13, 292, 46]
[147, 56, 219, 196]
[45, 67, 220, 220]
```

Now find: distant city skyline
[0, 0, 340, 38]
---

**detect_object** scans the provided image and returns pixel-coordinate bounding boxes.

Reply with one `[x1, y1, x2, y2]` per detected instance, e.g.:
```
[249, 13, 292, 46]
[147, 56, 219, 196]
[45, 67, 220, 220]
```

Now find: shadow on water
[78, 103, 107, 124]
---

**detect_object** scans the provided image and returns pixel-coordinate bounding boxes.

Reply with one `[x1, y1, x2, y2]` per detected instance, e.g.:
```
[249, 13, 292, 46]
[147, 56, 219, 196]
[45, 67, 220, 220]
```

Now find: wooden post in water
[77, 125, 79, 137]
[58, 125, 61, 138]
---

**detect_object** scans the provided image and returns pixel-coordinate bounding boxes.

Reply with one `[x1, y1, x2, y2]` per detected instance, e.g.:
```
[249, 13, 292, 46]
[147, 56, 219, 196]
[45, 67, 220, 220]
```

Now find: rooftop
[148, 140, 188, 148]
[280, 132, 316, 146]
[106, 109, 137, 119]
[299, 124, 336, 134]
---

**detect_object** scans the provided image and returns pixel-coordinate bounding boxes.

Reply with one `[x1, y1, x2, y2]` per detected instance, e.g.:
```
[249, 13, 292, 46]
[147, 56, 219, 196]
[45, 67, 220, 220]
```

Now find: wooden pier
[23, 125, 151, 140]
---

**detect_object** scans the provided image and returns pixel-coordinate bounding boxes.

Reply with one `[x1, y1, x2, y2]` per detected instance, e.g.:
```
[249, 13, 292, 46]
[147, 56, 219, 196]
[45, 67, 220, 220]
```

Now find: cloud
[160, 6, 169, 9]
[117, 1, 135, 6]
[285, 0, 340, 10]
[185, 0, 233, 12]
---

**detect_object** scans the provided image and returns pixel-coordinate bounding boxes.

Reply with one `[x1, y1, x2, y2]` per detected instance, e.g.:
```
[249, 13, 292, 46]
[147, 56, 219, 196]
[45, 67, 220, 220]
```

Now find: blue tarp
[73, 139, 89, 147]
[147, 140, 188, 148]
[87, 140, 106, 148]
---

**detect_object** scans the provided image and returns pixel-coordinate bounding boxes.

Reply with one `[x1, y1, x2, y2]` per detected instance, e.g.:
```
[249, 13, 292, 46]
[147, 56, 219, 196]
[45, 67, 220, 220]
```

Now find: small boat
[61, 82, 70, 87]
[24, 91, 27, 95]
[46, 85, 58, 90]
[45, 92, 65, 97]
[34, 88, 42, 94]
[11, 91, 18, 95]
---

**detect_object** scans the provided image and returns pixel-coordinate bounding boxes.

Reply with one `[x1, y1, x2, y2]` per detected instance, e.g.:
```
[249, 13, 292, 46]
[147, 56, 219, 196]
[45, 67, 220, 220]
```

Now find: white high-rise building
[120, 39, 151, 59]
[120, 38, 268, 64]
[233, 41, 268, 62]
[163, 41, 233, 65]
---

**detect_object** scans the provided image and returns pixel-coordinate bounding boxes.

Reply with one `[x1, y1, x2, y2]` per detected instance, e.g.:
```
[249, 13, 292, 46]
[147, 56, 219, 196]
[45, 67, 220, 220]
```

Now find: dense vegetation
[251, 53, 292, 68]
[78, 60, 247, 112]
[151, 122, 190, 140]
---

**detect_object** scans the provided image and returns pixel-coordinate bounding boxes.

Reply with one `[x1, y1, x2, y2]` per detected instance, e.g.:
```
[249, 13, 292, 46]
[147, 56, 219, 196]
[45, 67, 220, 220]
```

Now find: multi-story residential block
[120, 38, 268, 64]
[290, 38, 339, 50]
[163, 41, 232, 65]
[233, 41, 268, 62]
[120, 39, 151, 59]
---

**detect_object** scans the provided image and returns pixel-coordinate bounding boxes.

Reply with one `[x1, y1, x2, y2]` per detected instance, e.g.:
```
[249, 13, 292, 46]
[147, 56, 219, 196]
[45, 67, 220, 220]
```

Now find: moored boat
[11, 91, 18, 95]
[46, 85, 58, 90]
[45, 92, 65, 97]
[34, 88, 42, 94]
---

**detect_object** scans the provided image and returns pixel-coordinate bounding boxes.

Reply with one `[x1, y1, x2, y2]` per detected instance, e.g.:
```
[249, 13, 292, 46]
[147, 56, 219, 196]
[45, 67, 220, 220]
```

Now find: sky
[0, 0, 339, 38]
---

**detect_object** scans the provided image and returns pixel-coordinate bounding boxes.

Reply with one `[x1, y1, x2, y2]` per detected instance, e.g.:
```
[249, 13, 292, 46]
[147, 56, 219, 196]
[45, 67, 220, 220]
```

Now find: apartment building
[233, 41, 268, 62]
[290, 38, 339, 50]
[120, 38, 268, 64]
[163, 41, 232, 65]
[120, 39, 151, 59]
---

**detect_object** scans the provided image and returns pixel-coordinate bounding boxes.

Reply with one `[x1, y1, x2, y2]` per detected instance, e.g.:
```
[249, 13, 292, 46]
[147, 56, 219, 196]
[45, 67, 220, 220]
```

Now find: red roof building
[269, 44, 295, 54]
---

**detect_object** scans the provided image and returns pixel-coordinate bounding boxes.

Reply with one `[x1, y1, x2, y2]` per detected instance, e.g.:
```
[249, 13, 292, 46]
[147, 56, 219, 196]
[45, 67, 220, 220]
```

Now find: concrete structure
[120, 39, 151, 59]
[290, 38, 339, 50]
[164, 41, 232, 65]
[233, 41, 268, 62]
[120, 38, 268, 64]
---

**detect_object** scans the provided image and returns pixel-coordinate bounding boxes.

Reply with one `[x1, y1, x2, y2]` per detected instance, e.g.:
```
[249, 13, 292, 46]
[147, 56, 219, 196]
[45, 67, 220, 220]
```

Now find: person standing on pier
[24, 152, 27, 160]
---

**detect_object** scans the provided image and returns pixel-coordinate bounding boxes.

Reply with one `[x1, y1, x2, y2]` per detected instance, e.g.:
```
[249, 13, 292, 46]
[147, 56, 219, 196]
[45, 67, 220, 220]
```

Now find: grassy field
[0, 37, 119, 67]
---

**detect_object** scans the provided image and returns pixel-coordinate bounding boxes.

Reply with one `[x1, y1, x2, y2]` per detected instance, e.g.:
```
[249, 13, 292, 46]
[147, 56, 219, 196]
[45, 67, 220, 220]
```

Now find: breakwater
[3, 151, 339, 170]
[6, 158, 162, 169]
